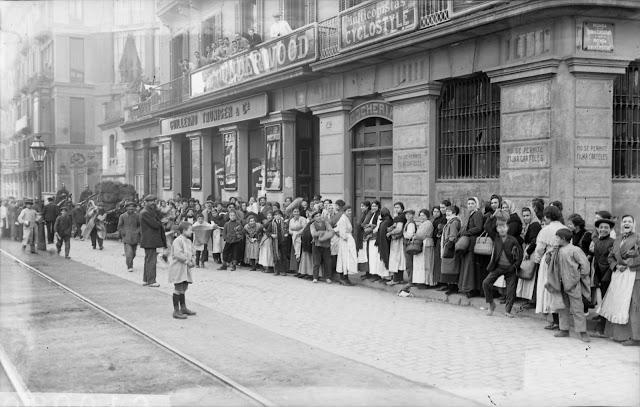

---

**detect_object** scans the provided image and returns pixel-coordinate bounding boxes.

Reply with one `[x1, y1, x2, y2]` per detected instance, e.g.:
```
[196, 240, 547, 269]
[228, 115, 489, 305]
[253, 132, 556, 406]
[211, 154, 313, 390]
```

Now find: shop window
[437, 73, 500, 180]
[613, 61, 640, 179]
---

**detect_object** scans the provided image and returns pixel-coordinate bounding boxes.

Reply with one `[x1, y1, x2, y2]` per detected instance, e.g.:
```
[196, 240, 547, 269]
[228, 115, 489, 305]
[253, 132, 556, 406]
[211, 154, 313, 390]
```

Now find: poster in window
[162, 143, 172, 190]
[265, 124, 282, 191]
[223, 131, 237, 190]
[190, 136, 201, 189]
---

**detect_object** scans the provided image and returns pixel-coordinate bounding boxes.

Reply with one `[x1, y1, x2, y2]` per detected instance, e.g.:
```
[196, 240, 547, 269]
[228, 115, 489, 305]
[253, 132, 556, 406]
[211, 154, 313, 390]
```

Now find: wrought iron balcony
[126, 77, 190, 121]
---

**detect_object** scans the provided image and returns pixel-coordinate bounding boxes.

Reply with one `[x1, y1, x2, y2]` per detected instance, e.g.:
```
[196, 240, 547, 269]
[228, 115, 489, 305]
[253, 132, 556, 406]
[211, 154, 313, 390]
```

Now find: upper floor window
[437, 73, 501, 180]
[41, 42, 53, 77]
[69, 37, 85, 83]
[109, 134, 117, 159]
[69, 97, 85, 144]
[69, 0, 83, 21]
[613, 61, 640, 179]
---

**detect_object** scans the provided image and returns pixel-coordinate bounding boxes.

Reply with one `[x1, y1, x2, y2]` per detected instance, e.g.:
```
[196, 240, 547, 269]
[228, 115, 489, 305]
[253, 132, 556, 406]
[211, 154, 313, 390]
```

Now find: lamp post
[29, 134, 47, 250]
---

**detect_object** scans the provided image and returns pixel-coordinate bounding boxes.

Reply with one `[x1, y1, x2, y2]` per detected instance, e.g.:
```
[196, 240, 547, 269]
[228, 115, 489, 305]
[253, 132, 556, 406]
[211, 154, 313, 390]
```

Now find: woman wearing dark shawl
[375, 207, 393, 280]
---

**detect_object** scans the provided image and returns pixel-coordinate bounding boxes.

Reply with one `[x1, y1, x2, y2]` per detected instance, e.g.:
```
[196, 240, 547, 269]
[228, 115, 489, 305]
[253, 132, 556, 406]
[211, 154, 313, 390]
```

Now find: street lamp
[29, 134, 47, 250]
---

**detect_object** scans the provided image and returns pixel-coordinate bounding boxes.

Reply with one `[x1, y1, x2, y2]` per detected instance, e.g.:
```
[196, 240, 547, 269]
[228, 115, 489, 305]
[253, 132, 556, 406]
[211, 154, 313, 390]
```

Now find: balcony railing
[127, 77, 190, 121]
[126, 0, 500, 122]
[419, 0, 452, 29]
[318, 16, 339, 59]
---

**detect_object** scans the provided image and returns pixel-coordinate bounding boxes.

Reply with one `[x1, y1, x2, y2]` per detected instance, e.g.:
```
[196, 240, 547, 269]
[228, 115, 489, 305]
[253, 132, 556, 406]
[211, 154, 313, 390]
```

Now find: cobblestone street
[46, 239, 640, 406]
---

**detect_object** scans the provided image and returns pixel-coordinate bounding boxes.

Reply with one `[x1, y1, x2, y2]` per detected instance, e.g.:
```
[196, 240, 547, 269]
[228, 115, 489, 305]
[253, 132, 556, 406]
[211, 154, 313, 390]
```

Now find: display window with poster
[223, 131, 237, 191]
[264, 124, 282, 191]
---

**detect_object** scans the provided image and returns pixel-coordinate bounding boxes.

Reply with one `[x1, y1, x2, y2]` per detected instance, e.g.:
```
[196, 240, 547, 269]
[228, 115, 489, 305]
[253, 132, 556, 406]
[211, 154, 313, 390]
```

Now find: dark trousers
[124, 243, 137, 269]
[196, 245, 208, 265]
[74, 222, 83, 238]
[90, 228, 103, 249]
[46, 221, 55, 244]
[143, 248, 157, 284]
[482, 265, 518, 313]
[56, 235, 70, 257]
[312, 245, 332, 280]
[223, 241, 242, 264]
[405, 252, 414, 281]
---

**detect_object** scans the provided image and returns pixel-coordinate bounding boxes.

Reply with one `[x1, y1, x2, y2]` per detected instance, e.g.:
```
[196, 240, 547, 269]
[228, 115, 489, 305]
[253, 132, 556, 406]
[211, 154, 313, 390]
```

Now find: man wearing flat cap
[118, 201, 141, 273]
[140, 195, 165, 287]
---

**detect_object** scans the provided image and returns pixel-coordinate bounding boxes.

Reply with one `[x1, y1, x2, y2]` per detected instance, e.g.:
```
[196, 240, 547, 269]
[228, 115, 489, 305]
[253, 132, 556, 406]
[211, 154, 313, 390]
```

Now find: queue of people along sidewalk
[2, 191, 638, 345]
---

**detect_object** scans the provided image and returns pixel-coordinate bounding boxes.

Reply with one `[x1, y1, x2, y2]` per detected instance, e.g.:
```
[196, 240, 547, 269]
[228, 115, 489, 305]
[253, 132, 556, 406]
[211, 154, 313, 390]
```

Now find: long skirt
[458, 250, 475, 293]
[604, 278, 640, 341]
[22, 225, 35, 246]
[289, 245, 299, 271]
[378, 258, 390, 278]
[474, 254, 491, 294]
[388, 238, 406, 273]
[440, 252, 459, 284]
[258, 237, 274, 267]
[274, 244, 288, 274]
[211, 229, 222, 254]
[516, 267, 537, 300]
[367, 240, 380, 276]
[336, 235, 358, 275]
[536, 258, 563, 314]
[357, 247, 369, 272]
[432, 240, 442, 283]
[298, 250, 314, 275]
[244, 239, 260, 261]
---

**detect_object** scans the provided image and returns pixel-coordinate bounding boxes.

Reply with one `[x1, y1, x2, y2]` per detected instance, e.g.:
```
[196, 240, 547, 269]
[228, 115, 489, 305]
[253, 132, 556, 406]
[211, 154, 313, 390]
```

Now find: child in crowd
[244, 215, 262, 271]
[192, 212, 213, 268]
[220, 210, 244, 271]
[169, 221, 197, 319]
[548, 228, 592, 342]
[54, 206, 73, 259]
[590, 216, 616, 335]
[482, 217, 523, 317]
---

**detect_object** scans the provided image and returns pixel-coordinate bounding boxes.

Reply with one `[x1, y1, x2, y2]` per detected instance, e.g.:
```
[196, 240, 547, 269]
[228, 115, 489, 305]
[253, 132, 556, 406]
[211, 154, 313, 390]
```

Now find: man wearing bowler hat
[118, 201, 141, 273]
[140, 195, 164, 287]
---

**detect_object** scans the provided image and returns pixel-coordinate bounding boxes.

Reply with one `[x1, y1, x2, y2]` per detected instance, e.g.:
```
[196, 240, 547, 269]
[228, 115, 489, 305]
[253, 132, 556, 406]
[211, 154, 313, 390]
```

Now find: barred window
[613, 61, 640, 179]
[437, 73, 501, 179]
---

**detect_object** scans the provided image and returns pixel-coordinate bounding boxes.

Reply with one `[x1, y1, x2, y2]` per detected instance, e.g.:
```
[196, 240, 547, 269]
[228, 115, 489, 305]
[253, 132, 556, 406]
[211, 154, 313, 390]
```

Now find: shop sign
[582, 22, 614, 52]
[339, 0, 418, 52]
[503, 143, 548, 169]
[265, 124, 283, 191]
[348, 101, 393, 129]
[223, 131, 237, 191]
[160, 94, 267, 136]
[575, 141, 610, 166]
[191, 24, 318, 96]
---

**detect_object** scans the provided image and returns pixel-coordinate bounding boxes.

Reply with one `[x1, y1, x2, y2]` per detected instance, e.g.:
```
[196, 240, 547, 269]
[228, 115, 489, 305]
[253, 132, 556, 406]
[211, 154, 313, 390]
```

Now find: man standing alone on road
[140, 195, 165, 287]
[44, 197, 59, 244]
[118, 201, 141, 273]
[18, 199, 38, 253]
[54, 206, 73, 259]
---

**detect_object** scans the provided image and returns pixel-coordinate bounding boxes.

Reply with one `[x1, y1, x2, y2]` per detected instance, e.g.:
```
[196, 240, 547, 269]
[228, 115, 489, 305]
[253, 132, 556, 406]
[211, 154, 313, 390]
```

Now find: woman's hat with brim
[595, 218, 615, 228]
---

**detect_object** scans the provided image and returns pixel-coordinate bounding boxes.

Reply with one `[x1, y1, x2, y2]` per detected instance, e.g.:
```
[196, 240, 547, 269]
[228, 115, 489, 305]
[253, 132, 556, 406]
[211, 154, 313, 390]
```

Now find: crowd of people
[1, 192, 638, 345]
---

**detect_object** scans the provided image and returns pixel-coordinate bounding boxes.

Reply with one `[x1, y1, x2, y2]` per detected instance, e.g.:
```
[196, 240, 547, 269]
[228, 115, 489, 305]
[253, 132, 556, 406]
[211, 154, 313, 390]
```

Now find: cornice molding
[309, 100, 353, 116]
[485, 57, 562, 85]
[565, 56, 631, 78]
[383, 82, 442, 103]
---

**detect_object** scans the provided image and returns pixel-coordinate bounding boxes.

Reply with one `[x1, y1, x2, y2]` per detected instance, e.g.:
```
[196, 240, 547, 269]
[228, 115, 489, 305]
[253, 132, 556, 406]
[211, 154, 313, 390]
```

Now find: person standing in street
[118, 201, 140, 273]
[43, 197, 59, 244]
[54, 206, 73, 259]
[169, 221, 197, 319]
[17, 199, 37, 253]
[140, 195, 164, 287]
[71, 203, 85, 239]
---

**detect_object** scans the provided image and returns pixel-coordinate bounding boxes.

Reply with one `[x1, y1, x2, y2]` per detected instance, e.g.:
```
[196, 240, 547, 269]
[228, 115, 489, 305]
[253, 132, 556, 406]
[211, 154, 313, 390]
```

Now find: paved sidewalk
[6, 238, 640, 406]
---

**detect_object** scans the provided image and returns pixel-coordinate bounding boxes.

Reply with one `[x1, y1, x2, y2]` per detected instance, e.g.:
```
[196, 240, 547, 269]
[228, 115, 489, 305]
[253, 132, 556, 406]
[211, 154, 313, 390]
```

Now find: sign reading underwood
[339, 0, 418, 51]
[191, 24, 318, 96]
[160, 94, 268, 136]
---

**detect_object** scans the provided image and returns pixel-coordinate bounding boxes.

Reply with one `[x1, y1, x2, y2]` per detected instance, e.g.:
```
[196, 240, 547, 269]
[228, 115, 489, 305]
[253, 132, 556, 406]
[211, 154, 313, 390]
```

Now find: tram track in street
[0, 249, 275, 407]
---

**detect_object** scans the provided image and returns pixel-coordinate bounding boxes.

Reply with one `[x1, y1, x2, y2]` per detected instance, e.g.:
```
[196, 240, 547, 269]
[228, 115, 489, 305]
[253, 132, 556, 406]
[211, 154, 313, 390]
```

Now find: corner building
[122, 0, 640, 225]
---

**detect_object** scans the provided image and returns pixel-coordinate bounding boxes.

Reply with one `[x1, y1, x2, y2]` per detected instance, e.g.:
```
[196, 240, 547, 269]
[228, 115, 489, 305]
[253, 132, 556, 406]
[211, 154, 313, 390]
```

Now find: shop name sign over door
[191, 24, 318, 96]
[160, 94, 268, 136]
[340, 0, 418, 51]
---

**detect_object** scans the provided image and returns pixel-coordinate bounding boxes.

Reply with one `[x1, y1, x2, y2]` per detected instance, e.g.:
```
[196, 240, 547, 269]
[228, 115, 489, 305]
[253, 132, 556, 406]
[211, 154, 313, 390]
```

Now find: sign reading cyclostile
[339, 0, 418, 51]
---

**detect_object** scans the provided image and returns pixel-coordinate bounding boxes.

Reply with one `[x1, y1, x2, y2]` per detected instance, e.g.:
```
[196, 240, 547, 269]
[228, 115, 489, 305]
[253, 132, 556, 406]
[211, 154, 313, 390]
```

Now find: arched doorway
[352, 117, 393, 218]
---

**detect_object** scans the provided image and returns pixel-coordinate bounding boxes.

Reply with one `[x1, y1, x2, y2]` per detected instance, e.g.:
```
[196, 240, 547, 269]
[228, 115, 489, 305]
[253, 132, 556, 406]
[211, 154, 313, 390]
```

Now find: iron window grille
[437, 73, 500, 180]
[613, 61, 640, 179]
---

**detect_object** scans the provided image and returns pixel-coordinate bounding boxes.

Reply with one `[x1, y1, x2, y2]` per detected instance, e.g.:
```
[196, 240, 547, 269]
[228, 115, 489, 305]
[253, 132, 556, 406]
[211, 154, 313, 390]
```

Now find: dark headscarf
[375, 208, 393, 269]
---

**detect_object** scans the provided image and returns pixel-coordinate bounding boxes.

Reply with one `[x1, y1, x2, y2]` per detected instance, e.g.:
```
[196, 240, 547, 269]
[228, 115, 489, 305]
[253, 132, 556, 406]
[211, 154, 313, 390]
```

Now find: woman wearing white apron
[366, 201, 382, 281]
[517, 206, 542, 302]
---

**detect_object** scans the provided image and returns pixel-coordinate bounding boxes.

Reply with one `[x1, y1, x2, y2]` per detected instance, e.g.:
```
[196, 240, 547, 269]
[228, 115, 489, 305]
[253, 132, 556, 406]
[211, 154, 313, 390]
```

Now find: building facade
[120, 0, 640, 225]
